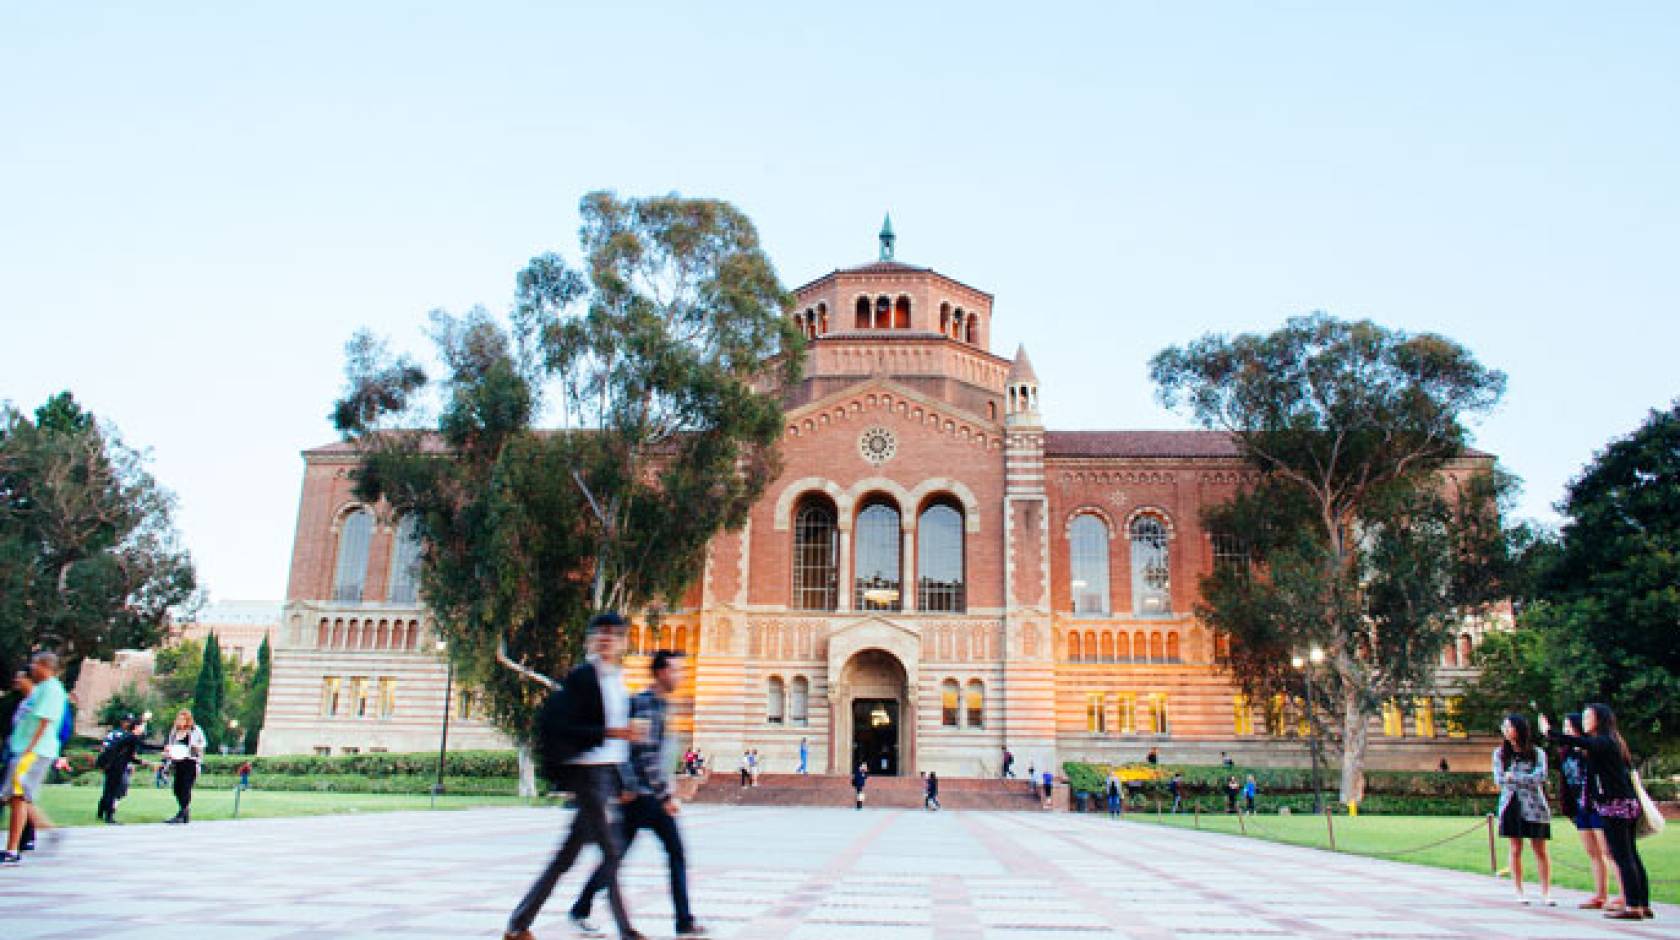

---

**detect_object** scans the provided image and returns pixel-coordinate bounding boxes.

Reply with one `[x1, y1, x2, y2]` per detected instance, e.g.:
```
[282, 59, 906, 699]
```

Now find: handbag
[1632, 771, 1666, 839]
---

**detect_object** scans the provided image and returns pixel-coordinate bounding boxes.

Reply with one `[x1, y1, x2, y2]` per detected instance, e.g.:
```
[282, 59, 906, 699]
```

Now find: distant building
[263, 225, 1497, 769]
[177, 600, 280, 666]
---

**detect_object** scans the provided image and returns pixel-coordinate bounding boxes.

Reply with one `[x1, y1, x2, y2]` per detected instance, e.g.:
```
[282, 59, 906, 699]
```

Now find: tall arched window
[855, 296, 871, 329]
[893, 296, 911, 329]
[1067, 631, 1082, 660]
[1130, 515, 1172, 615]
[917, 501, 965, 612]
[1069, 515, 1110, 615]
[766, 677, 785, 725]
[388, 515, 423, 604]
[1133, 630, 1147, 662]
[1166, 632, 1181, 662]
[333, 508, 373, 602]
[966, 680, 984, 728]
[854, 499, 902, 610]
[792, 496, 839, 610]
[965, 317, 976, 343]
[1099, 632, 1114, 661]
[1116, 632, 1131, 660]
[874, 295, 891, 329]
[674, 625, 690, 653]
[817, 303, 828, 334]
[790, 676, 809, 726]
[939, 302, 950, 335]
[941, 679, 960, 727]
[1084, 630, 1097, 663]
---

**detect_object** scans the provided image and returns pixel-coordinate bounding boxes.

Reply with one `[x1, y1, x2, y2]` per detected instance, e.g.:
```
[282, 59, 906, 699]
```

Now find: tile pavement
[0, 804, 1672, 939]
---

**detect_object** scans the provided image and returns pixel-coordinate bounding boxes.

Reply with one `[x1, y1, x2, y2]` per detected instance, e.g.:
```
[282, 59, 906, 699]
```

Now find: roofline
[791, 265, 995, 300]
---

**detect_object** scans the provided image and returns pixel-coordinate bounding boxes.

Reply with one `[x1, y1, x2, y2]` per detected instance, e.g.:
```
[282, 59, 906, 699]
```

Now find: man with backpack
[95, 714, 150, 824]
[505, 612, 645, 940]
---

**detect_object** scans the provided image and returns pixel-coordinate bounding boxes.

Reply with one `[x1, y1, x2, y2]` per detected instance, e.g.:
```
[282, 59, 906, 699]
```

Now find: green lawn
[1126, 809, 1680, 904]
[27, 784, 531, 827]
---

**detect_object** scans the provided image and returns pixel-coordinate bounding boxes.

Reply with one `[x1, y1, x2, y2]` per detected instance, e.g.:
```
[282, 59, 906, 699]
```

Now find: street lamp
[227, 718, 239, 755]
[1291, 646, 1326, 813]
[434, 639, 454, 803]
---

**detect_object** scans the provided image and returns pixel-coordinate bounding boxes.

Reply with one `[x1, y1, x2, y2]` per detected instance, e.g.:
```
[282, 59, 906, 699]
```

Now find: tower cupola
[1006, 345, 1040, 425]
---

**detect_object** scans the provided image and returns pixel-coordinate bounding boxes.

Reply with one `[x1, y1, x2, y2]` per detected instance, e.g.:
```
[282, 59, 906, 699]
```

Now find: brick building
[263, 226, 1497, 772]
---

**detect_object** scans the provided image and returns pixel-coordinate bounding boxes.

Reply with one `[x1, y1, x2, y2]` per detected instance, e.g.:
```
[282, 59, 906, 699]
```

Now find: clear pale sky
[3, 3, 1676, 601]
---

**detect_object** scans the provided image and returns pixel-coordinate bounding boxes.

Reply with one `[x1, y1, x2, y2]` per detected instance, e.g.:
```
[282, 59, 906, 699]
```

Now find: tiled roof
[1044, 430, 1243, 458]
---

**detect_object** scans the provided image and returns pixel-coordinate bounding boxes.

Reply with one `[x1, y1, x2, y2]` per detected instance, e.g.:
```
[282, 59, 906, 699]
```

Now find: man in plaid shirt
[570, 650, 704, 937]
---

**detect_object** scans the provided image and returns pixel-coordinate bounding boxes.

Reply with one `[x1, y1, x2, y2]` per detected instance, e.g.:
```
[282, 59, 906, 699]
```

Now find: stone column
[900, 527, 917, 612]
[837, 530, 853, 612]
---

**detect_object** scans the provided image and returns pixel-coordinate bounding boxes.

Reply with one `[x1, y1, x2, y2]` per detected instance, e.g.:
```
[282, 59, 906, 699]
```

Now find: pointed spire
[878, 212, 895, 261]
[1007, 344, 1038, 383]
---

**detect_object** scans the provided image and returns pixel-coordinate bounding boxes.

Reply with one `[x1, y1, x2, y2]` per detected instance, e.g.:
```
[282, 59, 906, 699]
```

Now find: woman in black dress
[1557, 713, 1620, 911]
[1493, 713, 1552, 905]
[1540, 705, 1652, 921]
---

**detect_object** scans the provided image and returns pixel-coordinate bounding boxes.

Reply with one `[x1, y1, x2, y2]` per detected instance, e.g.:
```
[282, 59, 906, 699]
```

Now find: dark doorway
[851, 698, 899, 776]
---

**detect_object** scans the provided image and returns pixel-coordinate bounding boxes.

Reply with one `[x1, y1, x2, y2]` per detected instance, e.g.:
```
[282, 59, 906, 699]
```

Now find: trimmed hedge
[69, 771, 519, 795]
[197, 750, 519, 778]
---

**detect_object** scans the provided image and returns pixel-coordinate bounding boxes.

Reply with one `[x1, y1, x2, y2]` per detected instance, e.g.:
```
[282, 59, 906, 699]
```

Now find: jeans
[1602, 816, 1650, 908]
[97, 770, 129, 820]
[574, 793, 694, 932]
[508, 765, 634, 937]
[172, 761, 198, 815]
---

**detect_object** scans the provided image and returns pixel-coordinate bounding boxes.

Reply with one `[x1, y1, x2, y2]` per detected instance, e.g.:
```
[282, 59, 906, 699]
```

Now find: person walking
[1039, 769, 1054, 810]
[3, 652, 68, 867]
[924, 771, 940, 811]
[1105, 773, 1122, 818]
[1242, 774, 1258, 815]
[749, 749, 760, 786]
[1494, 713, 1553, 906]
[2, 668, 40, 853]
[571, 651, 705, 938]
[505, 612, 645, 940]
[1168, 772, 1184, 813]
[1223, 776, 1240, 814]
[161, 709, 207, 824]
[738, 751, 751, 788]
[1540, 706, 1653, 921]
[1001, 747, 1015, 779]
[798, 737, 808, 775]
[1557, 713, 1621, 911]
[852, 762, 868, 810]
[95, 715, 150, 824]
[1145, 747, 1159, 767]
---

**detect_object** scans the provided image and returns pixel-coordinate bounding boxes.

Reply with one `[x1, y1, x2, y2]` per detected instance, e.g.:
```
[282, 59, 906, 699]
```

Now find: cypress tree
[192, 632, 224, 751]
[243, 634, 271, 753]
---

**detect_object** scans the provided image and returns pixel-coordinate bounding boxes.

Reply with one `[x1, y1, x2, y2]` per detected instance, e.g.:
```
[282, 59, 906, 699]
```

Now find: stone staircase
[686, 772, 1045, 811]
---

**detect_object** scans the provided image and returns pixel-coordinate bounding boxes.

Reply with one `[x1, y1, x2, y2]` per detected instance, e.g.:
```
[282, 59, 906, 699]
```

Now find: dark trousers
[172, 761, 198, 816]
[97, 770, 128, 820]
[1602, 816, 1650, 908]
[574, 793, 693, 932]
[508, 765, 633, 936]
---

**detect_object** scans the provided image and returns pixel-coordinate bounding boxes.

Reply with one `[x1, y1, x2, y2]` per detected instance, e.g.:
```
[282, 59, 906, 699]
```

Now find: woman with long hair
[1557, 713, 1621, 910]
[1493, 713, 1553, 905]
[162, 709, 206, 824]
[1541, 704, 1652, 921]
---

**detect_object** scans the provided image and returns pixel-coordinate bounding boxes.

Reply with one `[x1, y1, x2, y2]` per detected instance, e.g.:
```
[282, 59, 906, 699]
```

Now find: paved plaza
[0, 804, 1672, 939]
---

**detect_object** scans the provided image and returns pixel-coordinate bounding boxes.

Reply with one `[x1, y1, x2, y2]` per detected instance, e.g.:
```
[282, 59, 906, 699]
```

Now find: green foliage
[1150, 315, 1511, 803]
[1463, 403, 1680, 759]
[0, 392, 198, 684]
[96, 681, 165, 729]
[197, 748, 518, 778]
[192, 632, 224, 750]
[332, 192, 803, 739]
[242, 635, 271, 752]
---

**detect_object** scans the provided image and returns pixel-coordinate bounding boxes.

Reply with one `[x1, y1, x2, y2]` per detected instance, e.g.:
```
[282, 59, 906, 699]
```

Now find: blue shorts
[1573, 807, 1605, 831]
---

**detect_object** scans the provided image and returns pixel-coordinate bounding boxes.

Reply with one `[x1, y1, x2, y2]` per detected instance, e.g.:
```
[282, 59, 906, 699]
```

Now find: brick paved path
[0, 805, 1672, 939]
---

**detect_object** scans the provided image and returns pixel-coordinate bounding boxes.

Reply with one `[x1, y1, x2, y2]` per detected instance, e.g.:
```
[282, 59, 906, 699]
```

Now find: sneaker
[676, 925, 708, 937]
[1543, 897, 1556, 907]
[570, 914, 605, 937]
[1517, 896, 1530, 906]
[0, 852, 20, 867]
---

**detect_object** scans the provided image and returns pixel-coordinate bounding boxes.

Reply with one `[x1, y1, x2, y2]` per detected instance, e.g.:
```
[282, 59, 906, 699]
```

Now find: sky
[2, 3, 1676, 602]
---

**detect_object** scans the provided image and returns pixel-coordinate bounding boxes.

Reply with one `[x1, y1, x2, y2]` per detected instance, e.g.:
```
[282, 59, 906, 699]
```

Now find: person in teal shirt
[3, 652, 66, 866]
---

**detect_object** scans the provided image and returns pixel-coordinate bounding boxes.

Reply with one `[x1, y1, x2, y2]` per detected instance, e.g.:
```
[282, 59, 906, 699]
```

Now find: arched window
[874, 295, 891, 329]
[854, 499, 902, 610]
[966, 680, 984, 728]
[952, 308, 965, 338]
[1166, 632, 1181, 662]
[1133, 630, 1147, 662]
[917, 501, 965, 612]
[941, 679, 960, 727]
[766, 677, 785, 725]
[1130, 515, 1171, 615]
[1084, 630, 1097, 663]
[1069, 515, 1110, 615]
[855, 296, 871, 329]
[388, 515, 423, 604]
[1116, 631, 1131, 660]
[1099, 632, 1114, 662]
[940, 302, 950, 336]
[893, 296, 911, 329]
[1150, 632, 1165, 660]
[792, 496, 839, 610]
[1067, 631, 1082, 660]
[965, 317, 976, 343]
[333, 508, 373, 602]
[1442, 643, 1458, 668]
[1458, 632, 1474, 663]
[817, 303, 828, 334]
[790, 676, 809, 726]
[987, 401, 997, 421]
[675, 625, 690, 653]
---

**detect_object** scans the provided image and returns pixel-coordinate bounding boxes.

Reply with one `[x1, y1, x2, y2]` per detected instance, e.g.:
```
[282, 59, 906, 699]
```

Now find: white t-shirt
[572, 656, 629, 766]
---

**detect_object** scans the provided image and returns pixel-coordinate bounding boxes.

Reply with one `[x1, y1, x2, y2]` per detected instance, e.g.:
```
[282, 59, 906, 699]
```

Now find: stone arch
[1124, 505, 1178, 538]
[908, 477, 982, 532]
[1062, 505, 1118, 538]
[826, 618, 920, 774]
[847, 477, 915, 527]
[773, 477, 851, 531]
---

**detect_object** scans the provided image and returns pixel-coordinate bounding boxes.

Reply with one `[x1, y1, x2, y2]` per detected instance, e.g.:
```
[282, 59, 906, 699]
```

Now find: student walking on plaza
[1494, 713, 1553, 906]
[1242, 775, 1257, 814]
[924, 771, 940, 811]
[1167, 772, 1184, 813]
[1105, 773, 1122, 818]
[1557, 713, 1621, 911]
[95, 714, 152, 824]
[739, 751, 751, 788]
[1040, 769, 1054, 809]
[1223, 776, 1240, 814]
[1540, 706, 1653, 921]
[162, 708, 207, 824]
[852, 762, 868, 810]
[2, 668, 40, 854]
[505, 613, 645, 940]
[571, 651, 705, 937]
[2, 652, 67, 866]
[798, 737, 808, 775]
[1001, 747, 1015, 779]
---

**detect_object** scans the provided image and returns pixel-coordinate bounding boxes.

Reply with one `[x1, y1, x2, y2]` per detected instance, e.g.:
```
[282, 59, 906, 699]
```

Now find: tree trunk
[1338, 686, 1368, 805]
[516, 745, 538, 798]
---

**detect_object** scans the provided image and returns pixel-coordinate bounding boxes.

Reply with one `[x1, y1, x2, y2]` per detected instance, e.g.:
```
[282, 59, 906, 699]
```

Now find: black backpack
[532, 686, 573, 789]
[94, 731, 121, 771]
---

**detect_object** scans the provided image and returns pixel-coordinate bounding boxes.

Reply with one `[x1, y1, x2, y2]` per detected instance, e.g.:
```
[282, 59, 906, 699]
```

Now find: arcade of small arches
[790, 295, 983, 345]
[1064, 628, 1183, 664]
[314, 616, 424, 651]
[625, 622, 700, 657]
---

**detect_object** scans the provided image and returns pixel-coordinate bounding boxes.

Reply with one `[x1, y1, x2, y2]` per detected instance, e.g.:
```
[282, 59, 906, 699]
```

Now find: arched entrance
[834, 649, 910, 776]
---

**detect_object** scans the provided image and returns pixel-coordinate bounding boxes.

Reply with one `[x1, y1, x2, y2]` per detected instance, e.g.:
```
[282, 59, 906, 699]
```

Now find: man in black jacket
[505, 612, 644, 940]
[95, 715, 148, 824]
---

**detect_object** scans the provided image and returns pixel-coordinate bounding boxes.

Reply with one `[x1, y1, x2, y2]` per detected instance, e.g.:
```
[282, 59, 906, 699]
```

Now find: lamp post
[1291, 646, 1326, 813]
[433, 639, 454, 805]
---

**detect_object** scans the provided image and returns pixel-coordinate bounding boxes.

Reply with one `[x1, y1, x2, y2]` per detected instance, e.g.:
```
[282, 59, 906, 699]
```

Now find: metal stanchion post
[1237, 808, 1246, 836]
[1324, 806, 1337, 851]
[1194, 800, 1201, 830]
[1486, 813, 1497, 875]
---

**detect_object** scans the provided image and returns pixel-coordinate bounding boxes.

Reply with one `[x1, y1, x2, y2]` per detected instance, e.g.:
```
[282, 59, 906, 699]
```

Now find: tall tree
[0, 392, 198, 684]
[192, 632, 224, 751]
[243, 634, 272, 753]
[1151, 314, 1511, 802]
[1462, 403, 1680, 758]
[333, 191, 802, 737]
